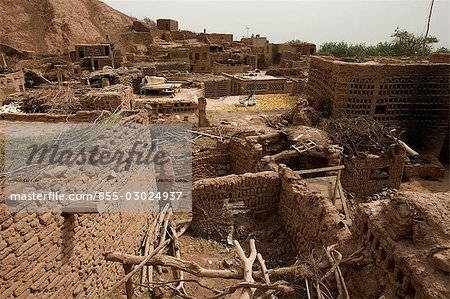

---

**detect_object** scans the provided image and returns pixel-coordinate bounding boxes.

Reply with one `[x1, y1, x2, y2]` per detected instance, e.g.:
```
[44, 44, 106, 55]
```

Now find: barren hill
[0, 0, 133, 54]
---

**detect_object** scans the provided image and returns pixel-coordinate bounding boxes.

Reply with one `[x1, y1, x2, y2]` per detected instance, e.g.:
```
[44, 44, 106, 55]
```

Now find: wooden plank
[303, 176, 336, 199]
[294, 165, 345, 175]
[332, 169, 342, 202]
[338, 182, 351, 225]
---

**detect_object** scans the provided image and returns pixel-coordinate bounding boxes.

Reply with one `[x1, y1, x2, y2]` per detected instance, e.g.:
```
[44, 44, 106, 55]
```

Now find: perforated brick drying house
[307, 56, 450, 156]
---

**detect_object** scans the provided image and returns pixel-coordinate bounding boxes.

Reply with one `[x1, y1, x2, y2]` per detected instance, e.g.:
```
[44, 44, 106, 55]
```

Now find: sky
[103, 0, 450, 48]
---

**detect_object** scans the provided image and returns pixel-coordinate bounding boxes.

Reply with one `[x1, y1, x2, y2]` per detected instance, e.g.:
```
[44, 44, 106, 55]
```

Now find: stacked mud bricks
[307, 56, 450, 156]
[192, 171, 280, 216]
[203, 78, 231, 98]
[341, 151, 406, 198]
[0, 211, 154, 298]
[192, 145, 231, 181]
[277, 168, 343, 253]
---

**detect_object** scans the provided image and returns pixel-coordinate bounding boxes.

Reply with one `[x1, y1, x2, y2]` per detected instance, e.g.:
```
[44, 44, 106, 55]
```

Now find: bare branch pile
[19, 87, 80, 114]
[321, 117, 401, 158]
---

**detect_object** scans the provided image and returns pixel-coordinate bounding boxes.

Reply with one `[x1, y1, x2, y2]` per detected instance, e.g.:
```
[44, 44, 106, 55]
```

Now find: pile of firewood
[321, 117, 401, 158]
[18, 87, 80, 114]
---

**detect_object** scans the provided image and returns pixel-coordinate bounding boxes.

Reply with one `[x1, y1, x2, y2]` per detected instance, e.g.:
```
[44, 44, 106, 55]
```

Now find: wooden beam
[294, 165, 345, 175]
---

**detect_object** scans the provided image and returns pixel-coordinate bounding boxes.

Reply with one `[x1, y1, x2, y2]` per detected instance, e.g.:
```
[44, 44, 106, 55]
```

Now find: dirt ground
[153, 213, 302, 299]
[400, 164, 450, 193]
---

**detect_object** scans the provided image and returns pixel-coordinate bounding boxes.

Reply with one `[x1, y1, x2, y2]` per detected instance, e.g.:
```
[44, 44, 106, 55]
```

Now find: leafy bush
[318, 28, 439, 57]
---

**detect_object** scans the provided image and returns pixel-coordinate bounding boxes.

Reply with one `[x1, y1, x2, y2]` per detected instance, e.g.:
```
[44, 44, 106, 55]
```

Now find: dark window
[370, 167, 390, 180]
[375, 105, 387, 114]
[78, 47, 85, 58]
[104, 46, 110, 55]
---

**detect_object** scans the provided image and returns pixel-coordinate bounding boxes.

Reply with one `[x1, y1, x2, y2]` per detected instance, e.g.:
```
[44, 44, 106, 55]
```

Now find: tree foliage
[318, 28, 440, 57]
[141, 17, 156, 26]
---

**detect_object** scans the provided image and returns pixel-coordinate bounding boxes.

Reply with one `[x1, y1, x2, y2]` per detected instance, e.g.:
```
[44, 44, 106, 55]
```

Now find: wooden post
[123, 264, 134, 299]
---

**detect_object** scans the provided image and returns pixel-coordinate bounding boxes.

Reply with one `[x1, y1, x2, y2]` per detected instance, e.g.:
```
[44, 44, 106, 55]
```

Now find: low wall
[193, 145, 231, 181]
[277, 167, 346, 253]
[191, 171, 281, 239]
[229, 137, 264, 174]
[341, 152, 406, 198]
[0, 111, 112, 123]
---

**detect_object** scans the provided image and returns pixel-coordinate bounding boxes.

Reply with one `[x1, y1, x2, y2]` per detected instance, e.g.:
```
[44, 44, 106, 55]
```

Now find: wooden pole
[105, 239, 170, 298]
[422, 0, 435, 55]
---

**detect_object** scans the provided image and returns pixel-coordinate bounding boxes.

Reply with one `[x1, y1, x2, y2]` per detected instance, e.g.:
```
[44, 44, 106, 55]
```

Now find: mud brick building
[72, 44, 115, 70]
[224, 72, 288, 95]
[156, 19, 179, 31]
[0, 70, 25, 102]
[307, 56, 450, 156]
[203, 77, 231, 98]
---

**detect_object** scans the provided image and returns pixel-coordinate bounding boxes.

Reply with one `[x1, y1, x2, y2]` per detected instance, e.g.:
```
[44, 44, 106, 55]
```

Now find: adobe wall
[211, 63, 244, 75]
[277, 167, 347, 253]
[0, 210, 154, 298]
[307, 56, 450, 156]
[193, 144, 231, 181]
[341, 152, 406, 198]
[190, 171, 281, 241]
[79, 85, 133, 111]
[229, 77, 288, 95]
[0, 110, 112, 123]
[203, 78, 231, 98]
[229, 136, 264, 174]
[0, 70, 25, 102]
[352, 191, 450, 298]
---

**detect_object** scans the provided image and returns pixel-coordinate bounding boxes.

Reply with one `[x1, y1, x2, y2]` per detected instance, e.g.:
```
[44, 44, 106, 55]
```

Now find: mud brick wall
[203, 79, 231, 98]
[0, 70, 25, 102]
[307, 56, 450, 156]
[0, 209, 154, 298]
[193, 145, 231, 181]
[341, 152, 406, 198]
[353, 192, 450, 299]
[277, 167, 346, 253]
[191, 171, 280, 239]
[0, 110, 112, 123]
[192, 171, 280, 218]
[229, 137, 264, 174]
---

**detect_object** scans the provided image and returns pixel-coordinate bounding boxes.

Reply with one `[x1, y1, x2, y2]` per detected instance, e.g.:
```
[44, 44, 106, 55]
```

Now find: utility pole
[422, 0, 435, 55]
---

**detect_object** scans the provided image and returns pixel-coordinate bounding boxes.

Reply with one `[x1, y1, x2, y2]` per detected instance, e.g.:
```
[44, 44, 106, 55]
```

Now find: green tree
[390, 27, 438, 55]
[318, 28, 439, 57]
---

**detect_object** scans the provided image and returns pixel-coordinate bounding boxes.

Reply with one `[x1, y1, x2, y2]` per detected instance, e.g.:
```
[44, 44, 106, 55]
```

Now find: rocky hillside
[0, 0, 133, 54]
